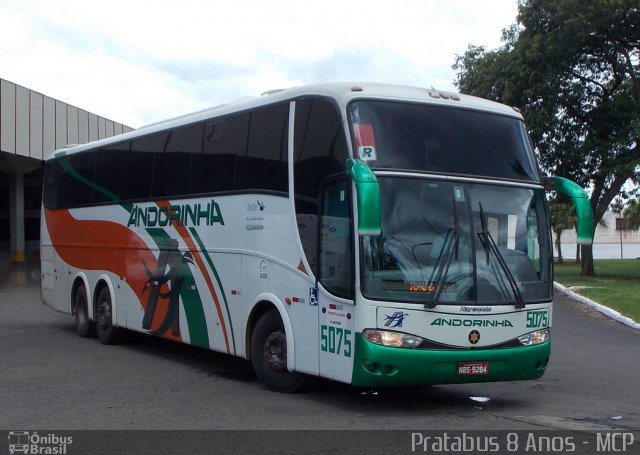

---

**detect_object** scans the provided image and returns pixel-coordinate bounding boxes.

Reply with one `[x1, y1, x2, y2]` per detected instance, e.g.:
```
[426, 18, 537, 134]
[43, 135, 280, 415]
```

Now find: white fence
[553, 210, 640, 259]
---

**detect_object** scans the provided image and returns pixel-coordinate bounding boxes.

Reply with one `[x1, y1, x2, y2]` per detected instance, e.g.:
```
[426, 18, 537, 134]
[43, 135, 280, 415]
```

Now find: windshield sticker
[358, 145, 377, 161]
[354, 123, 377, 161]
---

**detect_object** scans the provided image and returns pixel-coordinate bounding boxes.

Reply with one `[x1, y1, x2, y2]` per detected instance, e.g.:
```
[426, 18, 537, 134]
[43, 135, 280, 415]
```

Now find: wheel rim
[77, 297, 87, 326]
[96, 299, 111, 330]
[263, 331, 287, 372]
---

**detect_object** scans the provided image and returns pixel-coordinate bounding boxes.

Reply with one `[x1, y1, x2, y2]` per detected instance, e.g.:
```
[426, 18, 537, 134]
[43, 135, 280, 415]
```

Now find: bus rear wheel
[74, 284, 95, 338]
[95, 287, 120, 345]
[251, 309, 307, 393]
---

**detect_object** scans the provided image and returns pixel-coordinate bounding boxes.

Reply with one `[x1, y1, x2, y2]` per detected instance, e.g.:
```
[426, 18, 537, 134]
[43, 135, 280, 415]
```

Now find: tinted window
[349, 101, 539, 182]
[121, 133, 166, 200]
[319, 178, 353, 298]
[153, 124, 203, 197]
[66, 152, 95, 206]
[153, 151, 191, 197]
[293, 98, 349, 275]
[294, 98, 348, 207]
[45, 104, 293, 209]
[236, 104, 288, 193]
[43, 159, 70, 209]
[93, 144, 125, 203]
[192, 115, 247, 194]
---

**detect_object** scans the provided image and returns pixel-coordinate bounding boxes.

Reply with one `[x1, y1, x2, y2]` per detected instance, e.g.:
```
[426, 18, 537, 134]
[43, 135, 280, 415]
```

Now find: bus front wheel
[95, 287, 120, 345]
[251, 309, 306, 393]
[74, 284, 95, 338]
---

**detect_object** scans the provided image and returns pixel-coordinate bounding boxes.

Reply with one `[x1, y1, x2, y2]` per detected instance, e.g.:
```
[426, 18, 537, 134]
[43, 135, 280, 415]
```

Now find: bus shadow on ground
[88, 326, 522, 413]
[114, 329, 259, 383]
[305, 379, 521, 415]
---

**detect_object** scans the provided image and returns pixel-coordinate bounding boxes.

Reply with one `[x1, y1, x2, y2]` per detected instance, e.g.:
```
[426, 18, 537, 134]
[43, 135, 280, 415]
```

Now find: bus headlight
[518, 329, 550, 346]
[363, 329, 423, 348]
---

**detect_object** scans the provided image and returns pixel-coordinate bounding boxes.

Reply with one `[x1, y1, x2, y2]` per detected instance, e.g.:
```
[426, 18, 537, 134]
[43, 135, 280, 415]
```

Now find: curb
[554, 281, 640, 330]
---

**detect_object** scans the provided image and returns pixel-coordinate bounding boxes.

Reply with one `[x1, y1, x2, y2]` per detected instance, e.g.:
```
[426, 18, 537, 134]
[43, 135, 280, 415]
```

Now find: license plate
[457, 361, 489, 376]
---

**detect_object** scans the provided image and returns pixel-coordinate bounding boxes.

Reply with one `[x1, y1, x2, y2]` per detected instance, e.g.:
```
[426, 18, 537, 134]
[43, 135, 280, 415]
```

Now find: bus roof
[49, 82, 523, 159]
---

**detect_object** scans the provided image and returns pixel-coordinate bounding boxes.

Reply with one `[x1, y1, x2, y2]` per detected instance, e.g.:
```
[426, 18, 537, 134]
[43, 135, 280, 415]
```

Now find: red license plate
[457, 361, 489, 376]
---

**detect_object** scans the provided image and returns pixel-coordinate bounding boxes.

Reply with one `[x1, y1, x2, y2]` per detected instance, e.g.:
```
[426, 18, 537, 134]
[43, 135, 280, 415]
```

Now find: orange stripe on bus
[44, 207, 182, 341]
[155, 200, 231, 353]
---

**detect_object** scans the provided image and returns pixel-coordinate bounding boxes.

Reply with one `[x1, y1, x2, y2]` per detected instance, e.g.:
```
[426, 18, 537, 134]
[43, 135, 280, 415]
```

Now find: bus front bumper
[351, 333, 550, 387]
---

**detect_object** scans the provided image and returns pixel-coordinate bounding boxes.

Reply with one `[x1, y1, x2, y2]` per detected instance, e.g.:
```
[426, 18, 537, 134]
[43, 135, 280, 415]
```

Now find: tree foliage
[453, 0, 640, 275]
[623, 199, 640, 230]
[548, 199, 576, 263]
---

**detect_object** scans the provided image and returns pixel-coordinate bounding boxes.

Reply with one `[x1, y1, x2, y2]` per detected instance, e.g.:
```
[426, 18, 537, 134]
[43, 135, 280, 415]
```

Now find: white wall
[0, 78, 134, 160]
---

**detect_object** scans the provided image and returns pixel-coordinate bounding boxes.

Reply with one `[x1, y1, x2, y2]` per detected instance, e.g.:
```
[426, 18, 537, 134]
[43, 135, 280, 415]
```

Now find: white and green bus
[41, 83, 593, 392]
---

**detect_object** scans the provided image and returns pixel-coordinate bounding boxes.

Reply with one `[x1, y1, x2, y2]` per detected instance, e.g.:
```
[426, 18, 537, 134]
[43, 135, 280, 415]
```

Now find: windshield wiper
[425, 196, 460, 309]
[477, 203, 525, 309]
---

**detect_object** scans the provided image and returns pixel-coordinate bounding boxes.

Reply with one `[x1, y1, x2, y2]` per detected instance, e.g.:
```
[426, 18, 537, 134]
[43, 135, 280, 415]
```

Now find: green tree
[624, 199, 640, 230]
[549, 199, 576, 264]
[453, 0, 640, 276]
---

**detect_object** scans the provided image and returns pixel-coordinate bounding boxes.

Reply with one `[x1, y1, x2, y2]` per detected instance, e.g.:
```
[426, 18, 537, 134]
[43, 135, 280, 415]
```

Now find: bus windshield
[360, 177, 552, 305]
[349, 100, 539, 182]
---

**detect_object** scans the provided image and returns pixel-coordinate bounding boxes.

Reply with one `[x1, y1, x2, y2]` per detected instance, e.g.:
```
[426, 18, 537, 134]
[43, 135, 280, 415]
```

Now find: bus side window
[194, 115, 246, 194]
[43, 159, 69, 209]
[122, 134, 165, 201]
[153, 123, 203, 198]
[66, 152, 95, 206]
[236, 103, 289, 194]
[319, 178, 353, 299]
[294, 98, 349, 276]
[93, 145, 124, 204]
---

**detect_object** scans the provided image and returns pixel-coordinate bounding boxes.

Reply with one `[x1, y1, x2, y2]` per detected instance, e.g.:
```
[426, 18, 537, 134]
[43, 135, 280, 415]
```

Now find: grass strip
[554, 259, 640, 322]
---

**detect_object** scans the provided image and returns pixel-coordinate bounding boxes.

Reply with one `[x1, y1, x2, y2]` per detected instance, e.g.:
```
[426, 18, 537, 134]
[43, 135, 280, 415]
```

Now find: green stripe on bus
[178, 269, 210, 349]
[57, 156, 216, 348]
[189, 226, 236, 354]
[58, 157, 121, 203]
[146, 228, 210, 348]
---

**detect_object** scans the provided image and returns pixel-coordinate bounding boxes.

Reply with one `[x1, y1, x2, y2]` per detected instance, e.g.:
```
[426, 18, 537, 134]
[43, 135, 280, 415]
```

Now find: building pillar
[9, 171, 25, 263]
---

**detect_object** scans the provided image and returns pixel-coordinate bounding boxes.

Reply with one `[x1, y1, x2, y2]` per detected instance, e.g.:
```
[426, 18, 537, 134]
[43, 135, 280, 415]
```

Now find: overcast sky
[0, 0, 518, 128]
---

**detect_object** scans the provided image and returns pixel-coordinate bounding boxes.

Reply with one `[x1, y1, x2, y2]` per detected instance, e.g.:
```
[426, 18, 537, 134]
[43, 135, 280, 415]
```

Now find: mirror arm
[543, 176, 594, 245]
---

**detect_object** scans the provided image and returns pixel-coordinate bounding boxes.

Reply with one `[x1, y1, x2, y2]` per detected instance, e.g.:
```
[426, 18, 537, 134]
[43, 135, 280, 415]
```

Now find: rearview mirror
[346, 159, 382, 236]
[543, 176, 594, 245]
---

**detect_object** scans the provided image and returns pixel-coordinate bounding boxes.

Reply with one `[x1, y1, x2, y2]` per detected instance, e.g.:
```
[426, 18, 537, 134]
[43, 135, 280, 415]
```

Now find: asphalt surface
[0, 281, 638, 433]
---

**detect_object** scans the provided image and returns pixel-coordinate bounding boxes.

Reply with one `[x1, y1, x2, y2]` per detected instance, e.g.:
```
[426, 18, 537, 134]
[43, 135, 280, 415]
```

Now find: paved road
[1, 282, 638, 432]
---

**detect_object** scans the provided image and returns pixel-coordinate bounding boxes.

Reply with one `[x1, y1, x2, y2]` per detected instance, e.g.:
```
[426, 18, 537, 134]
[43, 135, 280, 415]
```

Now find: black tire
[251, 309, 307, 393]
[74, 284, 95, 338]
[95, 286, 120, 345]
